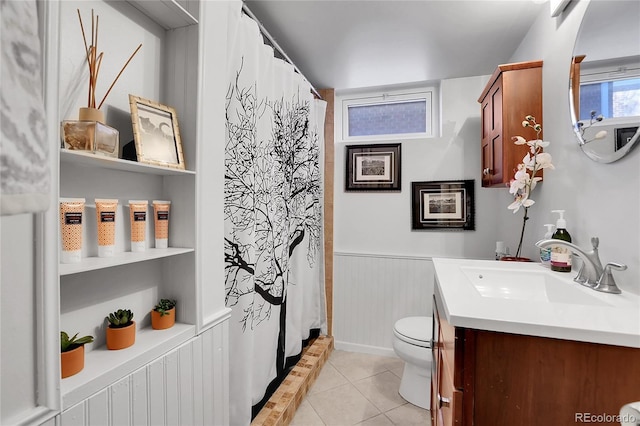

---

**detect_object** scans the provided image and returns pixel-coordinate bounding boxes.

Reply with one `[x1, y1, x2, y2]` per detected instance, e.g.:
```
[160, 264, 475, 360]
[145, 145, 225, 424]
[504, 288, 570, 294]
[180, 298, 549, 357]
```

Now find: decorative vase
[61, 107, 119, 157]
[151, 307, 176, 330]
[61, 345, 85, 378]
[106, 321, 136, 350]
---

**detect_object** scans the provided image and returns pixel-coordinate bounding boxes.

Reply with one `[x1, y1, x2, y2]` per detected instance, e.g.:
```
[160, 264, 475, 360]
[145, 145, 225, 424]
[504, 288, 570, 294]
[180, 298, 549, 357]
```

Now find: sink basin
[460, 266, 610, 306]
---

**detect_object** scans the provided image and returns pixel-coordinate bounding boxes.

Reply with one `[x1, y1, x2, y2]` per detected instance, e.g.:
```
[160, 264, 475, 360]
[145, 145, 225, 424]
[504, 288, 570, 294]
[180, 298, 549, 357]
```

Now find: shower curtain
[224, 3, 327, 424]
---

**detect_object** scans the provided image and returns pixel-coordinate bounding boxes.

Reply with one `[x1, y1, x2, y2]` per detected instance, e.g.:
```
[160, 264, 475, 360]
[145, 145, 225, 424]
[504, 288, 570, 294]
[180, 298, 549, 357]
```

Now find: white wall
[332, 76, 502, 354]
[334, 76, 500, 260]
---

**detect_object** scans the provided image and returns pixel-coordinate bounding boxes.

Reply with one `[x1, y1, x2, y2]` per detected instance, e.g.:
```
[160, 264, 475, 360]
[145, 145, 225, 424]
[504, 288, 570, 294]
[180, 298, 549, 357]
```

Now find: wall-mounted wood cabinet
[431, 286, 640, 426]
[478, 60, 543, 188]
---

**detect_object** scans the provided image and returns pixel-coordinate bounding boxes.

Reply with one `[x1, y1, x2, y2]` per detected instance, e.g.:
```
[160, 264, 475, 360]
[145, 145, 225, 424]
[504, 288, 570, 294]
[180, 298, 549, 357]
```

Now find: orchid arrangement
[508, 115, 554, 258]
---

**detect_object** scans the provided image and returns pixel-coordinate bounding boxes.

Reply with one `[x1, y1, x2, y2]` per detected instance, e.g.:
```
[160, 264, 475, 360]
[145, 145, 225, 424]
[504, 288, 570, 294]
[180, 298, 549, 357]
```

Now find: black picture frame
[615, 126, 639, 151]
[345, 143, 401, 191]
[411, 180, 475, 230]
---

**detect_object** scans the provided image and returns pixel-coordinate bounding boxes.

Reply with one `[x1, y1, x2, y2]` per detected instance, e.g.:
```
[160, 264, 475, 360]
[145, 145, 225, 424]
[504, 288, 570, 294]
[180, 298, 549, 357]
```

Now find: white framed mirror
[569, 0, 640, 163]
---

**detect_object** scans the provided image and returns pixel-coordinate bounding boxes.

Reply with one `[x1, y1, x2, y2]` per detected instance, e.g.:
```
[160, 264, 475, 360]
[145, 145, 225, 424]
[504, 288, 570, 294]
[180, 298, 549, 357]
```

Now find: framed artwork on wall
[129, 94, 186, 170]
[345, 143, 401, 191]
[411, 180, 475, 230]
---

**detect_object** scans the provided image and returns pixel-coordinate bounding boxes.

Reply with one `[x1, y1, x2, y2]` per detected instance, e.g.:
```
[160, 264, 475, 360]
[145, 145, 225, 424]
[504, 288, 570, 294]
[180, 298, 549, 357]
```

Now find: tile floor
[290, 350, 432, 426]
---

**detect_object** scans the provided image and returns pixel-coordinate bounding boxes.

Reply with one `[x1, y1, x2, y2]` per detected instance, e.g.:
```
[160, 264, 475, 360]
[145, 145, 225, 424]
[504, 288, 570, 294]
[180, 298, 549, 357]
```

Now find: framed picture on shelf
[128, 94, 185, 170]
[411, 180, 475, 230]
[345, 143, 401, 191]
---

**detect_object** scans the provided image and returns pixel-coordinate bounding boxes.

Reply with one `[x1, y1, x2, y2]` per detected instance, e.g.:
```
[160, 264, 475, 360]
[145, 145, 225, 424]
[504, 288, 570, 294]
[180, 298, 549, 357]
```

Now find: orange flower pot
[106, 321, 136, 350]
[61, 345, 85, 378]
[151, 307, 175, 330]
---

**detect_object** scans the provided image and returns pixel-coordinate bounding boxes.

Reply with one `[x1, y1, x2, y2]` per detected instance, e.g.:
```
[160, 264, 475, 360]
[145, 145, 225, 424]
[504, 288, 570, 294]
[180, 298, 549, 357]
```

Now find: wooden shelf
[125, 0, 198, 30]
[60, 149, 195, 176]
[60, 248, 194, 276]
[61, 323, 196, 409]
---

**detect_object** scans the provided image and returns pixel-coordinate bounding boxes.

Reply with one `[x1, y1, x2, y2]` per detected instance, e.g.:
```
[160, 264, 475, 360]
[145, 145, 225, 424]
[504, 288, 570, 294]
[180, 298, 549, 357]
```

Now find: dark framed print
[411, 180, 475, 230]
[345, 143, 401, 191]
[129, 94, 186, 170]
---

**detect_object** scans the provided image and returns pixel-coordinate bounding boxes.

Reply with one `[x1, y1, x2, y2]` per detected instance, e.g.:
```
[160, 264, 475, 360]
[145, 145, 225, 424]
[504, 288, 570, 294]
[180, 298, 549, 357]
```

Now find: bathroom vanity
[431, 258, 640, 426]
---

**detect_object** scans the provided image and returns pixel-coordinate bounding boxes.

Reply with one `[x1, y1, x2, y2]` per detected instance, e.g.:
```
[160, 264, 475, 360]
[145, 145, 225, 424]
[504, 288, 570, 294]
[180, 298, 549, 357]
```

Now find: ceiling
[243, 0, 547, 92]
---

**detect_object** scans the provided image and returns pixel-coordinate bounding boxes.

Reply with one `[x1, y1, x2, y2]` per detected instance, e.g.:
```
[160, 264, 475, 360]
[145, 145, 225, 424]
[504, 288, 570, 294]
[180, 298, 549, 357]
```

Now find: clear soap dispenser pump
[540, 224, 554, 267]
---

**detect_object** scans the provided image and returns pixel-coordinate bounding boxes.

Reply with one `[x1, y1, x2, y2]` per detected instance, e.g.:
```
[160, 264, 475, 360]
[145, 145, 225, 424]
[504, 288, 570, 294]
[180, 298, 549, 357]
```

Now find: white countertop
[433, 257, 640, 348]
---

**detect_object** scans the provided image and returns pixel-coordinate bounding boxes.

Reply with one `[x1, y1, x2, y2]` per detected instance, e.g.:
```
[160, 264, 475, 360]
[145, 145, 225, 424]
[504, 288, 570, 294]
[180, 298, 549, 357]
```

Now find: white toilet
[392, 316, 433, 409]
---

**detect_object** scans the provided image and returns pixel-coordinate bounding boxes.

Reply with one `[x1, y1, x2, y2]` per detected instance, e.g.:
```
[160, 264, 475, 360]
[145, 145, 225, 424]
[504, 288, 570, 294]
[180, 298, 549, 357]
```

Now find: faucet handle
[590, 237, 599, 249]
[594, 262, 627, 294]
[606, 262, 627, 271]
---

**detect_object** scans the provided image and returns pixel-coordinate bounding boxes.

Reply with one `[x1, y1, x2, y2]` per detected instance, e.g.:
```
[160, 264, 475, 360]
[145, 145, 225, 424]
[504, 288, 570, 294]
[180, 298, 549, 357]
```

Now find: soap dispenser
[539, 224, 554, 267]
[550, 210, 572, 272]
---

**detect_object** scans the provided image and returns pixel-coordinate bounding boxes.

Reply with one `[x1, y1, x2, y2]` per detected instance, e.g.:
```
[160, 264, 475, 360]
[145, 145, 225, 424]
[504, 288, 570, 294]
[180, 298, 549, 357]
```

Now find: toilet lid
[394, 316, 432, 348]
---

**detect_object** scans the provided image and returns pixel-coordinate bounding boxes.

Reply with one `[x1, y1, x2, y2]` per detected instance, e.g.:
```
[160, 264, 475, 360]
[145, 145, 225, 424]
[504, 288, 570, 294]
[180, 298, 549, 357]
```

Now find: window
[579, 77, 640, 121]
[579, 59, 640, 121]
[339, 87, 438, 141]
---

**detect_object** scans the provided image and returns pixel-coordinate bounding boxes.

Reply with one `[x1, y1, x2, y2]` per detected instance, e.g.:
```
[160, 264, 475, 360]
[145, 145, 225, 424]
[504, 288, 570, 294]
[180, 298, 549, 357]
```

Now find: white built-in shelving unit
[56, 0, 202, 410]
[2, 0, 230, 424]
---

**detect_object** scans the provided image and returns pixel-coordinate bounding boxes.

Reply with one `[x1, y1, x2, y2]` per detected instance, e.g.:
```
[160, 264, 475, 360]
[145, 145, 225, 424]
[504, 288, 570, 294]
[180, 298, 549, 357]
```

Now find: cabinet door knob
[483, 168, 492, 176]
[438, 393, 451, 408]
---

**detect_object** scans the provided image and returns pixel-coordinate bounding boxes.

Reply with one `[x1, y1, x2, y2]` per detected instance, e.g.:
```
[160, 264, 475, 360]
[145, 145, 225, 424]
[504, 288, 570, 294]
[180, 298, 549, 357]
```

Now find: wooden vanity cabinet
[431, 287, 640, 426]
[478, 60, 543, 187]
[431, 295, 466, 425]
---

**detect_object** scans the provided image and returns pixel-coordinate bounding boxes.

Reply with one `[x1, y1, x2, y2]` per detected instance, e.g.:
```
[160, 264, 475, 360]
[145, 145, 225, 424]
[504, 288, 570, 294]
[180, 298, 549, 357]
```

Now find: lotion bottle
[539, 224, 554, 267]
[550, 210, 572, 272]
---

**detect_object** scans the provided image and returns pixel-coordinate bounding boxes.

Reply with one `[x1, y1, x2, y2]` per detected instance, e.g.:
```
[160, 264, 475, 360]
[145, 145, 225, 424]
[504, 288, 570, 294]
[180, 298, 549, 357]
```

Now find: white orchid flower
[508, 194, 535, 213]
[513, 136, 527, 145]
[529, 176, 542, 192]
[522, 153, 534, 169]
[535, 152, 554, 169]
[509, 165, 529, 195]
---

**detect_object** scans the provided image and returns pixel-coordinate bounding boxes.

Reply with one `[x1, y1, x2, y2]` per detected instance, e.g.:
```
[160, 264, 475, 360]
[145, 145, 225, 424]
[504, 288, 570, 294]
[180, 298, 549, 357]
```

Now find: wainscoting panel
[60, 401, 83, 426]
[58, 321, 229, 426]
[333, 253, 434, 356]
[87, 389, 108, 424]
[110, 377, 130, 426]
[131, 368, 148, 425]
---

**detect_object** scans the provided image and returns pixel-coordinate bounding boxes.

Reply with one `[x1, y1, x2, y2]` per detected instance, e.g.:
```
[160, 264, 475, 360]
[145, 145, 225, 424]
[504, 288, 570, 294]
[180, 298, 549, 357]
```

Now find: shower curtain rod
[241, 3, 324, 100]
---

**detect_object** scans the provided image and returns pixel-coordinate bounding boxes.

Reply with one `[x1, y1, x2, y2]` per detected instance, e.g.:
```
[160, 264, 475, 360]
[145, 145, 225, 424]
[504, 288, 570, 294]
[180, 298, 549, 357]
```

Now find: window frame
[337, 86, 439, 142]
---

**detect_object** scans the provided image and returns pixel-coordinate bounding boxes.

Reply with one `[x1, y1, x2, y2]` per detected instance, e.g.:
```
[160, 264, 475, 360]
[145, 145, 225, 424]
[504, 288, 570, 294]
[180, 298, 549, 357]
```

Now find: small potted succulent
[61, 331, 94, 378]
[151, 299, 176, 330]
[105, 309, 135, 350]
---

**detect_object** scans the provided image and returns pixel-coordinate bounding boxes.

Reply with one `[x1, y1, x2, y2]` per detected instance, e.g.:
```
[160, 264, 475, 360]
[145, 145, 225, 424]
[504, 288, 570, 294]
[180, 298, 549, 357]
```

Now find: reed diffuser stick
[76, 9, 142, 110]
[98, 43, 142, 109]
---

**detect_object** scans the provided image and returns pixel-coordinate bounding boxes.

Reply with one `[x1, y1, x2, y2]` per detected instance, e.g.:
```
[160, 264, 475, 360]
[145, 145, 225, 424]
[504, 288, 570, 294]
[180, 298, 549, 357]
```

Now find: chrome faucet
[535, 237, 626, 294]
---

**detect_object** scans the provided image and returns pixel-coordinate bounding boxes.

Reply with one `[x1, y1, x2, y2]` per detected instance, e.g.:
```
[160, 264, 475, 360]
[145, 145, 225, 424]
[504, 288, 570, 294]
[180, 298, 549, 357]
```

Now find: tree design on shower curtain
[224, 60, 322, 373]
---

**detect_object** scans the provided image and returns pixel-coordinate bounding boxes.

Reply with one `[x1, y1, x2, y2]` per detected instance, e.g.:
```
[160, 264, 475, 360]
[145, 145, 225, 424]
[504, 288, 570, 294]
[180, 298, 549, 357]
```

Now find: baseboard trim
[333, 340, 397, 358]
